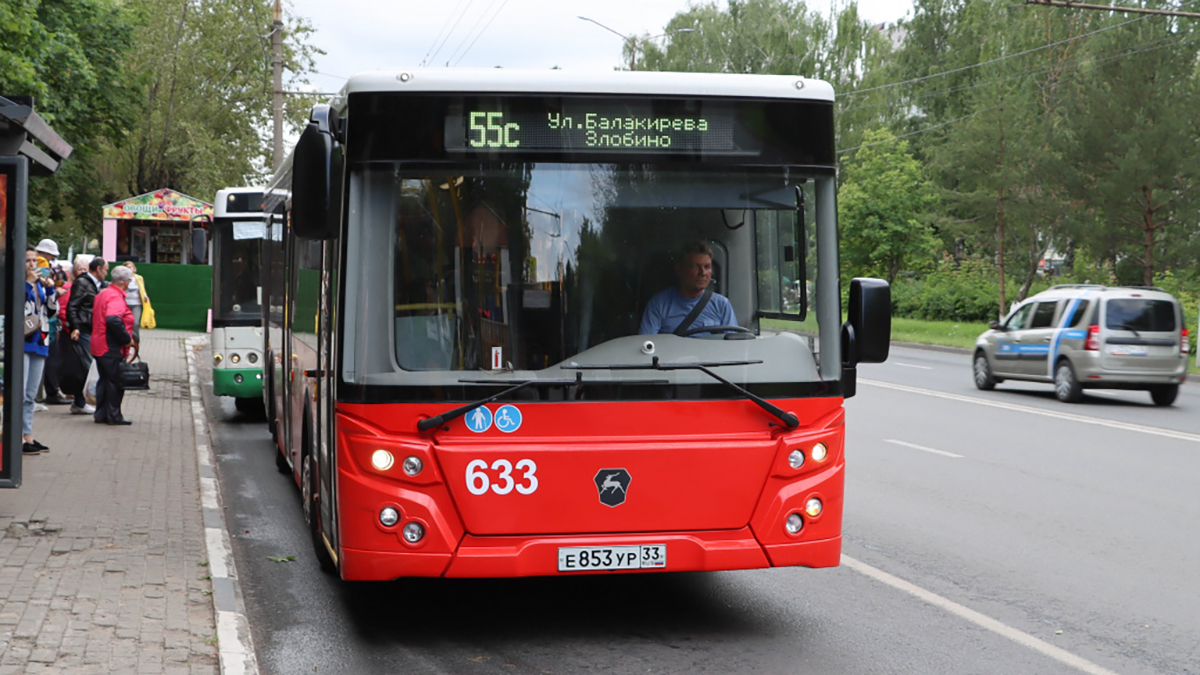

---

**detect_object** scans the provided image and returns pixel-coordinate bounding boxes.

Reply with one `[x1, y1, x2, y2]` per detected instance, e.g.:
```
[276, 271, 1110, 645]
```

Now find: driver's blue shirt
[639, 287, 737, 335]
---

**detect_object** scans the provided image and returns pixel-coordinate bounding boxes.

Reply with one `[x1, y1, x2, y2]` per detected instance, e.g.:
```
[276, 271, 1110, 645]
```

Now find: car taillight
[1182, 328, 1189, 355]
[1085, 324, 1100, 351]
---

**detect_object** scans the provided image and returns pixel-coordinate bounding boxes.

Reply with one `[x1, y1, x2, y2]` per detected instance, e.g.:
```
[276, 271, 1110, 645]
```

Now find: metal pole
[271, 0, 284, 170]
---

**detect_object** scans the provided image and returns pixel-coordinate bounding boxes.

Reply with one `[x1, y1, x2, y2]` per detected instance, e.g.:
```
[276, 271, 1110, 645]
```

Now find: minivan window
[1105, 299, 1176, 332]
[1006, 304, 1033, 331]
[1066, 300, 1090, 328]
[1030, 301, 1059, 329]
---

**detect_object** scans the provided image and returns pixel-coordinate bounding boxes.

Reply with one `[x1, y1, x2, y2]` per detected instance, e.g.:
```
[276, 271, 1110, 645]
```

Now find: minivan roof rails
[1120, 285, 1166, 292]
[1046, 284, 1106, 290]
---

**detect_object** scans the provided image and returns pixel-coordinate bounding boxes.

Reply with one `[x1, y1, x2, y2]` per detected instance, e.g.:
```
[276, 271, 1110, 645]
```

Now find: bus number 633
[466, 459, 538, 495]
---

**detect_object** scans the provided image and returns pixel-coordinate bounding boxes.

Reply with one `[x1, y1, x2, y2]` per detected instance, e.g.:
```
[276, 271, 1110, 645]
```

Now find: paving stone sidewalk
[0, 330, 218, 674]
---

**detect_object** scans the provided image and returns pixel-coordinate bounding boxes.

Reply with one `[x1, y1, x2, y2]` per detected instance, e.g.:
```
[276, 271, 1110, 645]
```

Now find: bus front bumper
[212, 368, 263, 398]
[337, 531, 841, 581]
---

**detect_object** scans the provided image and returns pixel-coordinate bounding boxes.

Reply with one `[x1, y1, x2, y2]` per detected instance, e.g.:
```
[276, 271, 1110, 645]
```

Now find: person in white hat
[34, 238, 60, 260]
[33, 238, 71, 405]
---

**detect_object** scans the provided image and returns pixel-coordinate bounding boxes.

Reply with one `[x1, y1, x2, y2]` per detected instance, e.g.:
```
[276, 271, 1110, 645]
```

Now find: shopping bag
[85, 359, 99, 406]
[141, 300, 156, 329]
[60, 341, 89, 396]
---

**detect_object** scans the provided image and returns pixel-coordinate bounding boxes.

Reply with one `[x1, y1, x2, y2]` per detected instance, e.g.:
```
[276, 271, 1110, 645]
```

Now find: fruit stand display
[101, 189, 213, 265]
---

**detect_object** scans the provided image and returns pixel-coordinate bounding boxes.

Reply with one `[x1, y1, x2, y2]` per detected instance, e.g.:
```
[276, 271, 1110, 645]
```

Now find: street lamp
[578, 16, 695, 71]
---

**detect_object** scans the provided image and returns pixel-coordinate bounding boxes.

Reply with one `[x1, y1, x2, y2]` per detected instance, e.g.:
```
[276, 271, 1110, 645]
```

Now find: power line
[837, 25, 1200, 154]
[842, 7, 1166, 98]
[425, 0, 476, 67]
[446, 0, 509, 66]
[452, 0, 513, 67]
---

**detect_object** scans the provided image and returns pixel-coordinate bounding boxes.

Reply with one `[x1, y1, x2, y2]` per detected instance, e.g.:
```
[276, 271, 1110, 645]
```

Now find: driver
[639, 240, 737, 336]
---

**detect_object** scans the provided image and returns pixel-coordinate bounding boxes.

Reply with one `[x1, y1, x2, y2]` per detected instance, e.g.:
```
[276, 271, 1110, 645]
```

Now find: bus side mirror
[843, 277, 891, 366]
[292, 105, 340, 240]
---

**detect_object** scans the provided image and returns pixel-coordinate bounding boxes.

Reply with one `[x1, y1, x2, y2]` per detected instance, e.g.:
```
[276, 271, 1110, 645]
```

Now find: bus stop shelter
[0, 95, 72, 488]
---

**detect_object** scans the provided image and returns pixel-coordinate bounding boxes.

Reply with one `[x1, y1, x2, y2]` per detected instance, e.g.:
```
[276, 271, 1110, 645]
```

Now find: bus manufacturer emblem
[594, 469, 632, 507]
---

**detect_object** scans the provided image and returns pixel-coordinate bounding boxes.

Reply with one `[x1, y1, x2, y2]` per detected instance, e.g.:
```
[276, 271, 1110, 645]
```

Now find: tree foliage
[99, 0, 322, 203]
[838, 129, 939, 285]
[0, 0, 139, 239]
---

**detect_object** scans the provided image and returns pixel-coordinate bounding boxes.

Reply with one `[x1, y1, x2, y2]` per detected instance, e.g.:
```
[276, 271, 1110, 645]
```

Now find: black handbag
[121, 349, 150, 390]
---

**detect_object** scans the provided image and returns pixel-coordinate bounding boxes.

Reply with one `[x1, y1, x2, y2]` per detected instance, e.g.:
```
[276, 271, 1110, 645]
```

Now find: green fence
[131, 263, 211, 331]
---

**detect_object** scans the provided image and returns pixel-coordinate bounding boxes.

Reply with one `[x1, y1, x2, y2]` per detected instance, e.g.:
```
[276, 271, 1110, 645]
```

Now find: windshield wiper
[417, 375, 669, 431]
[564, 357, 799, 429]
[1114, 322, 1142, 337]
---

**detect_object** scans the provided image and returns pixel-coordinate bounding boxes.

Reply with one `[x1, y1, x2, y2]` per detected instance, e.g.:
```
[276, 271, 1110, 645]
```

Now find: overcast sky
[286, 0, 914, 94]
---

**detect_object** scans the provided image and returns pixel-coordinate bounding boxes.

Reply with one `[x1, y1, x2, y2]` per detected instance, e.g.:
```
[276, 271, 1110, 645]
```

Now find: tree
[838, 128, 939, 284]
[637, 0, 895, 154]
[1060, 11, 1200, 285]
[97, 0, 322, 207]
[0, 0, 140, 239]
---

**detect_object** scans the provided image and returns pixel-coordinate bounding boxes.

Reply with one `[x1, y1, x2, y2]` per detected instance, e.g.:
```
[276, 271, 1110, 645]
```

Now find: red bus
[263, 69, 891, 580]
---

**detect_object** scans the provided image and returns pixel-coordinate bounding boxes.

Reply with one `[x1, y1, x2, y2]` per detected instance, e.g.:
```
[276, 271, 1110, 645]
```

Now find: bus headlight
[785, 513, 803, 534]
[811, 443, 828, 462]
[403, 456, 423, 476]
[402, 522, 425, 543]
[788, 449, 805, 469]
[805, 498, 823, 518]
[213, 354, 223, 365]
[379, 507, 399, 527]
[248, 352, 259, 364]
[371, 450, 395, 471]
[230, 353, 241, 364]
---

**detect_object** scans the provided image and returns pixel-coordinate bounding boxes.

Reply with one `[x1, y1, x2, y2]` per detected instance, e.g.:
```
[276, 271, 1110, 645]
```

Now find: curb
[185, 335, 259, 675]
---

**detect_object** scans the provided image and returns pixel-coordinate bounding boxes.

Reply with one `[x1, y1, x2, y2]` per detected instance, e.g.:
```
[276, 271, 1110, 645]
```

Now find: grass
[889, 317, 991, 350]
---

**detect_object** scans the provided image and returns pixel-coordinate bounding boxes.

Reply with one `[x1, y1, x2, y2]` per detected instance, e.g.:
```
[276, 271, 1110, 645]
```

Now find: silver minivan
[973, 285, 1188, 405]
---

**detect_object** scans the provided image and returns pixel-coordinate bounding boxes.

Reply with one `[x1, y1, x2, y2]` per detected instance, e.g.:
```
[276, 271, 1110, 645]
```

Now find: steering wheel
[678, 324, 753, 337]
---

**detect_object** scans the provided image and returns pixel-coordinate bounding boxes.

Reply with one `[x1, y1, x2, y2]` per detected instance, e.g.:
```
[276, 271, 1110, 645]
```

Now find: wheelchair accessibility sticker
[466, 406, 493, 433]
[494, 405, 523, 433]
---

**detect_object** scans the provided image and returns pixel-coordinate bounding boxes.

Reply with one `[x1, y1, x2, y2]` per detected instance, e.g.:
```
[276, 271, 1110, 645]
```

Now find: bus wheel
[302, 453, 337, 575]
[1150, 384, 1179, 407]
[234, 396, 264, 416]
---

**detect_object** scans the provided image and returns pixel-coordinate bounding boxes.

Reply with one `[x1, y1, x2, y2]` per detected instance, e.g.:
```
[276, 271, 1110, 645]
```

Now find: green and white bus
[211, 186, 268, 412]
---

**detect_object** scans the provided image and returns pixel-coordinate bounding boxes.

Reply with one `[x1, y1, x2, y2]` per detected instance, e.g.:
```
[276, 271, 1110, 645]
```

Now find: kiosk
[101, 189, 213, 264]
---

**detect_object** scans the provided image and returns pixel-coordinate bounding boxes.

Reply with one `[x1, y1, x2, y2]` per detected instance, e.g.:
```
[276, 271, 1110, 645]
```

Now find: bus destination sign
[445, 99, 747, 155]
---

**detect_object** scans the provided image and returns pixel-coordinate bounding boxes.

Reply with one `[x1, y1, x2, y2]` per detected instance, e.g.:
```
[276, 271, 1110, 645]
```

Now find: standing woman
[23, 248, 58, 455]
[122, 261, 149, 343]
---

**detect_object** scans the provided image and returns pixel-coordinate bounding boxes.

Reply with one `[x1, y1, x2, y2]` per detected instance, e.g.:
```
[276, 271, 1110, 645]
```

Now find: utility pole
[271, 0, 284, 170]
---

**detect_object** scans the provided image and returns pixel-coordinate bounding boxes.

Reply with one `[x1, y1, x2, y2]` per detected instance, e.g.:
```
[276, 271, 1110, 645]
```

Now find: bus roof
[337, 69, 835, 103]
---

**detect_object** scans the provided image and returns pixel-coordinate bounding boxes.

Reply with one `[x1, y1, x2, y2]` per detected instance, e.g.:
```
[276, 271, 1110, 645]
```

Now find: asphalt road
[203, 345, 1199, 675]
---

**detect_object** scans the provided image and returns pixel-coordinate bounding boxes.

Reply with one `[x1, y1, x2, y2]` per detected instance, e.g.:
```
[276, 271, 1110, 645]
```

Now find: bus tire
[302, 428, 337, 575]
[234, 396, 264, 415]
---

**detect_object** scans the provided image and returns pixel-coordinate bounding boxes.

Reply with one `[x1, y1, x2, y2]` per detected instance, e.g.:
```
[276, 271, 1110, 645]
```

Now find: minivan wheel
[1149, 384, 1179, 407]
[973, 352, 996, 391]
[1054, 360, 1083, 403]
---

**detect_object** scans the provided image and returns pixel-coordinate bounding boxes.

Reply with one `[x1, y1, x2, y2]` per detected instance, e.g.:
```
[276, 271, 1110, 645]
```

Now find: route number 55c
[466, 459, 538, 495]
[468, 112, 521, 149]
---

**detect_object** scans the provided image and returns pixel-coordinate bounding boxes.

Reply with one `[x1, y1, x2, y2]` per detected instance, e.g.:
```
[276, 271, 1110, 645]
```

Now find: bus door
[316, 239, 339, 552]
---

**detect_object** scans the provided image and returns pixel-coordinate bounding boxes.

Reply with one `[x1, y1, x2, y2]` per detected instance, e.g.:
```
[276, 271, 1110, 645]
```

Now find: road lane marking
[841, 555, 1121, 675]
[862, 378, 1200, 444]
[884, 439, 964, 458]
[893, 362, 933, 370]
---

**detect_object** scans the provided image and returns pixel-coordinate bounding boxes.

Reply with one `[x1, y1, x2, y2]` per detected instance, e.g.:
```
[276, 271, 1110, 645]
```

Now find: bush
[891, 255, 1010, 323]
